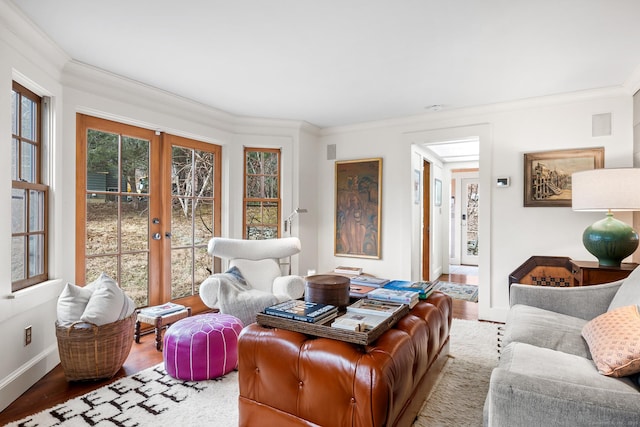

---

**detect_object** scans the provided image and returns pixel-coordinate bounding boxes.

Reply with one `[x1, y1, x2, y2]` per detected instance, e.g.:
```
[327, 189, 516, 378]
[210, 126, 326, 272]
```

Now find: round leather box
[305, 274, 350, 310]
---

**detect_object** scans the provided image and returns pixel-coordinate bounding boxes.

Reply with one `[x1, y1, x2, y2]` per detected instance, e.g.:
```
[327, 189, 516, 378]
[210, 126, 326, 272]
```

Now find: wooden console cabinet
[569, 260, 638, 287]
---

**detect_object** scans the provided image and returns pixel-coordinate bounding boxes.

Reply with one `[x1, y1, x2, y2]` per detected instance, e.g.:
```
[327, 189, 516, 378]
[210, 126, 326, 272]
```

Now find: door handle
[152, 232, 162, 240]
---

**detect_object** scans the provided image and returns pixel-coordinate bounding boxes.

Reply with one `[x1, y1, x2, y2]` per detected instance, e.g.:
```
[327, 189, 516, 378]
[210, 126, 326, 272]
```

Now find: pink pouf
[163, 313, 243, 381]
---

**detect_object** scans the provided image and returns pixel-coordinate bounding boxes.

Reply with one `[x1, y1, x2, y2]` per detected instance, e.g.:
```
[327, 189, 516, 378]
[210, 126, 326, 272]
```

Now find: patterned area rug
[8, 319, 498, 427]
[434, 281, 479, 302]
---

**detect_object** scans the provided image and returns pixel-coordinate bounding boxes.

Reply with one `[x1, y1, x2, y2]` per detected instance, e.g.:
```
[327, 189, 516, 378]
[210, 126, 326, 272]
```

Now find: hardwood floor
[0, 271, 479, 425]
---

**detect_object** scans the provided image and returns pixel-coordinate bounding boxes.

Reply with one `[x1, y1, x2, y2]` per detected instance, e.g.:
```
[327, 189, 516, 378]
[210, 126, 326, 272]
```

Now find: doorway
[419, 138, 479, 280]
[75, 114, 221, 310]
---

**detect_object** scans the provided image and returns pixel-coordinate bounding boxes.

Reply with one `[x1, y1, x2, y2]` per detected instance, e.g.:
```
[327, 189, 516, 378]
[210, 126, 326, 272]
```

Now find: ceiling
[11, 0, 640, 128]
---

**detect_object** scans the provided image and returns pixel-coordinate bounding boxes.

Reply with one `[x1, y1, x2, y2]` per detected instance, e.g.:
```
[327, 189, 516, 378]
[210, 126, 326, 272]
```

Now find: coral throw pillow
[582, 305, 640, 377]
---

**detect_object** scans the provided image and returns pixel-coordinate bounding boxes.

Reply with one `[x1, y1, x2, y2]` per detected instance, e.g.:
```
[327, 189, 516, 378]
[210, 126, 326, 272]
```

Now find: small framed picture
[434, 178, 442, 206]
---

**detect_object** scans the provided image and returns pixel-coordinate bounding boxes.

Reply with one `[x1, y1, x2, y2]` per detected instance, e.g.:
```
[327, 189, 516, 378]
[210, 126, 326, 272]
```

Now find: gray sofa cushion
[608, 265, 640, 311]
[504, 304, 591, 359]
[486, 342, 640, 427]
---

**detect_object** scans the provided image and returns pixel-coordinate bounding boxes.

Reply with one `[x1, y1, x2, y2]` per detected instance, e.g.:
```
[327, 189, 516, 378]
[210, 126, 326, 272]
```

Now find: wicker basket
[55, 312, 136, 381]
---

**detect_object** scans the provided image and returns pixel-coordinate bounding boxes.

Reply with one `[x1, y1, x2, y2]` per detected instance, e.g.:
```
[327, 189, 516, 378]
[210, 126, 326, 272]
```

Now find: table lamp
[572, 168, 640, 267]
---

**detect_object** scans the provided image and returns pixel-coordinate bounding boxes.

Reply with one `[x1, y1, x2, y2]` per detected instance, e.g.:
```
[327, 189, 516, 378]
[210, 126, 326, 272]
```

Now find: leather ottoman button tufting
[163, 313, 244, 381]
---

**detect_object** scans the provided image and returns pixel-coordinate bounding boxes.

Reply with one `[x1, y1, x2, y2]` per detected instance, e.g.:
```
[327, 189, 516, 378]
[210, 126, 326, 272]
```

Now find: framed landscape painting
[335, 158, 382, 259]
[523, 147, 604, 207]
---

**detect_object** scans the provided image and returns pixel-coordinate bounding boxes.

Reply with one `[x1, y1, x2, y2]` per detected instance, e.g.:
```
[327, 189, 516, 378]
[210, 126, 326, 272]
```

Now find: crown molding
[320, 86, 630, 136]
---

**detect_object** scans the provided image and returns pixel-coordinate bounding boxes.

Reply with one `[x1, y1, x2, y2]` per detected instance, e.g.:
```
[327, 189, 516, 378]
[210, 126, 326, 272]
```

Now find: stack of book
[332, 299, 404, 332]
[263, 300, 338, 324]
[139, 302, 186, 317]
[367, 287, 419, 308]
[382, 280, 436, 300]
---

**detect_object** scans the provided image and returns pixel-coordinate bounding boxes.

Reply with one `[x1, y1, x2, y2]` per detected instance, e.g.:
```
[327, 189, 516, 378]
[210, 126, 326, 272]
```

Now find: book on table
[334, 266, 363, 275]
[139, 302, 186, 317]
[349, 275, 390, 287]
[383, 280, 436, 299]
[349, 284, 377, 298]
[263, 300, 338, 323]
[367, 288, 419, 308]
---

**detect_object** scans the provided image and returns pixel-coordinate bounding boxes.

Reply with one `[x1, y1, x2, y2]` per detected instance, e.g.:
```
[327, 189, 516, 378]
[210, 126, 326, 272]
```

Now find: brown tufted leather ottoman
[238, 292, 452, 427]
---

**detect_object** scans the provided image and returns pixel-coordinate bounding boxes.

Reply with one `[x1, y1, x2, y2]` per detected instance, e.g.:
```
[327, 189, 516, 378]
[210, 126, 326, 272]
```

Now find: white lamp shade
[572, 168, 640, 211]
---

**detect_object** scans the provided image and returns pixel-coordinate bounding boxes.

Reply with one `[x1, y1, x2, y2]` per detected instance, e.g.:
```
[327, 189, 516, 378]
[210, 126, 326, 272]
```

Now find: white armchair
[199, 237, 305, 326]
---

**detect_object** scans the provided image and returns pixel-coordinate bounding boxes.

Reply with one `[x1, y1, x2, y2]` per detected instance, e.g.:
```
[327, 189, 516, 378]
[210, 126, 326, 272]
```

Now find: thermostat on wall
[496, 177, 510, 187]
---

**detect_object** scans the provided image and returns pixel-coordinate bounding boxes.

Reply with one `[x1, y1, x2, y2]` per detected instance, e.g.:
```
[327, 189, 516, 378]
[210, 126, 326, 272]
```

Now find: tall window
[11, 82, 48, 291]
[243, 148, 281, 239]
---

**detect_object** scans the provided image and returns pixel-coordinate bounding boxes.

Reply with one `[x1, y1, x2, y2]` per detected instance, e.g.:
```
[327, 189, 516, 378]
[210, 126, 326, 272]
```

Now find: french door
[76, 114, 221, 309]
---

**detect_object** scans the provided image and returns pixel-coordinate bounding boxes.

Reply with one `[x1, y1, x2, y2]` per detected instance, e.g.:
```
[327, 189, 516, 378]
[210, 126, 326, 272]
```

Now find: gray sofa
[484, 265, 640, 426]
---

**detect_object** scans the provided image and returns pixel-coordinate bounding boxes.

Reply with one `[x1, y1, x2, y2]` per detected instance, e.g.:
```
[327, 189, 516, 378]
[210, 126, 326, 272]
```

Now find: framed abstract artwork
[523, 147, 604, 207]
[335, 158, 382, 259]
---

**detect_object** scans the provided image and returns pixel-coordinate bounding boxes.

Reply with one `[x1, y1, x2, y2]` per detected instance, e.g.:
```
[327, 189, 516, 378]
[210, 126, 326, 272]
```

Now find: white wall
[317, 91, 634, 322]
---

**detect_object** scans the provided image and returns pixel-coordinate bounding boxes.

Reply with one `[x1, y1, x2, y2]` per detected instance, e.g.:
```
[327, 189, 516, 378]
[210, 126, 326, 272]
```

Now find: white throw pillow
[81, 274, 125, 326]
[57, 283, 94, 327]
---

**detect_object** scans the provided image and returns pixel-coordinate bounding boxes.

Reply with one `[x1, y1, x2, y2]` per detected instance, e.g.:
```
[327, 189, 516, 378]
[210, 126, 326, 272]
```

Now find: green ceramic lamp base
[582, 213, 639, 267]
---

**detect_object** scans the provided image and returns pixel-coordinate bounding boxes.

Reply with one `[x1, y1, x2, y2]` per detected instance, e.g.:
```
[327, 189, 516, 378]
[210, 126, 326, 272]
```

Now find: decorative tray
[256, 303, 410, 345]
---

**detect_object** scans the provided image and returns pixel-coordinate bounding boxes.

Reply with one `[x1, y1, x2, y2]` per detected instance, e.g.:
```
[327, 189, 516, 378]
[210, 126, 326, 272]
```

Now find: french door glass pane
[121, 136, 149, 196]
[172, 198, 193, 247]
[172, 248, 193, 299]
[194, 150, 214, 197]
[171, 146, 192, 196]
[87, 130, 118, 181]
[195, 247, 211, 284]
[195, 199, 213, 246]
[122, 197, 149, 252]
[85, 256, 118, 284]
[121, 252, 149, 307]
[86, 194, 118, 255]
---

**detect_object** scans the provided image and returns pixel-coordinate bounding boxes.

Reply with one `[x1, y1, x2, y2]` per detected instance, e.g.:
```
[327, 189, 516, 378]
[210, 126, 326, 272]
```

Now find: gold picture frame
[335, 158, 382, 259]
[524, 147, 604, 207]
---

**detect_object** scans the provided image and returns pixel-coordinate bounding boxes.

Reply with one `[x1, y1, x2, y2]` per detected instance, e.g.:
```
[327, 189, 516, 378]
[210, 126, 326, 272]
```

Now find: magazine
[264, 300, 338, 323]
[139, 302, 186, 317]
